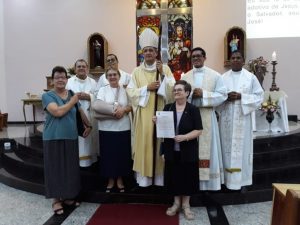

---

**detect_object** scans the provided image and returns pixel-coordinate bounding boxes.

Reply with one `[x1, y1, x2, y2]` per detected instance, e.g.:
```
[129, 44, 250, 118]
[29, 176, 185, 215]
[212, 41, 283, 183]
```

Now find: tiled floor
[0, 182, 272, 225]
[2, 123, 299, 224]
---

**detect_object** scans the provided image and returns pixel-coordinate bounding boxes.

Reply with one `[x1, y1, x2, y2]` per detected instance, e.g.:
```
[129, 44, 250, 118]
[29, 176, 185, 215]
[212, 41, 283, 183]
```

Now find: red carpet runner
[87, 203, 179, 225]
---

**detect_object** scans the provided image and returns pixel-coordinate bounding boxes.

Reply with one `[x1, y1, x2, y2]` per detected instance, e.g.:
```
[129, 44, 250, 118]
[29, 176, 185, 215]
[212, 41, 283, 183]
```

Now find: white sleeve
[127, 78, 150, 108]
[138, 86, 150, 107]
[202, 76, 227, 107]
[241, 76, 264, 115]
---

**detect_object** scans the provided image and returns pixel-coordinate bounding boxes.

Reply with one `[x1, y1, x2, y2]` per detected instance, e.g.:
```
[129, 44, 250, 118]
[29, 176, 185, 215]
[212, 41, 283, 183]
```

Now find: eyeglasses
[53, 76, 67, 80]
[76, 65, 87, 68]
[106, 58, 116, 63]
[192, 54, 204, 59]
[173, 88, 184, 93]
[107, 73, 118, 77]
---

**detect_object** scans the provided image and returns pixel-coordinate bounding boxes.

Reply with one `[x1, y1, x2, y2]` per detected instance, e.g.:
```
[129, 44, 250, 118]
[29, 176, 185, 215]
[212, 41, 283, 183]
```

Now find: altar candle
[272, 51, 277, 61]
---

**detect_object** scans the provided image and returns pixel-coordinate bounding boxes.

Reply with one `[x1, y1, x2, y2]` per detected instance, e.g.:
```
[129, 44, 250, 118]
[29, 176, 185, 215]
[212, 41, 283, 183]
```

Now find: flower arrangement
[259, 95, 281, 125]
[247, 56, 269, 75]
[260, 95, 279, 113]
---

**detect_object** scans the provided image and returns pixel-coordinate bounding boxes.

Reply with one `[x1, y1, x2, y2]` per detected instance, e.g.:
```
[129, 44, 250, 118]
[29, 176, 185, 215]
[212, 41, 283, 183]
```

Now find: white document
[156, 111, 175, 138]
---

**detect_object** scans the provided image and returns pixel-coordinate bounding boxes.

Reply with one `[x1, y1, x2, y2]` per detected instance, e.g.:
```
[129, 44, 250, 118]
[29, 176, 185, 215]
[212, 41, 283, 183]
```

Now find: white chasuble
[127, 62, 175, 187]
[182, 66, 227, 190]
[217, 68, 264, 190]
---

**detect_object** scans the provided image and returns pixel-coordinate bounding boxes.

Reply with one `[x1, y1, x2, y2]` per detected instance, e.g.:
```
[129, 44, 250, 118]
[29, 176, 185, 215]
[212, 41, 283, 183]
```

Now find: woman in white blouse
[96, 68, 132, 192]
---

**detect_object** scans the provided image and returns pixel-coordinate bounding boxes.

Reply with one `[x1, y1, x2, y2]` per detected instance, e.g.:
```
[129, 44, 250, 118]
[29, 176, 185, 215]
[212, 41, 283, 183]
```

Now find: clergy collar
[232, 69, 243, 73]
[142, 61, 157, 72]
[75, 75, 88, 82]
[193, 66, 205, 73]
[231, 70, 242, 75]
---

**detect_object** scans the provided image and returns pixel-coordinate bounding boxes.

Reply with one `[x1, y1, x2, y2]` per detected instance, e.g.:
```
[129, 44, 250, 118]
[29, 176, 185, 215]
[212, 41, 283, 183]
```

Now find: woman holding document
[154, 80, 202, 220]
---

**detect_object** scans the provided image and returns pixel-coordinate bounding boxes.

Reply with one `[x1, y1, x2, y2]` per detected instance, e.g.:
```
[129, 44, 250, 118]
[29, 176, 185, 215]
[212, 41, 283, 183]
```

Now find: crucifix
[136, 0, 193, 79]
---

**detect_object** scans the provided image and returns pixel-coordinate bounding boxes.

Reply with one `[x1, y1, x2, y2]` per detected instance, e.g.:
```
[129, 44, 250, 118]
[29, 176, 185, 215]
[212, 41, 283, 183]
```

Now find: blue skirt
[99, 130, 132, 178]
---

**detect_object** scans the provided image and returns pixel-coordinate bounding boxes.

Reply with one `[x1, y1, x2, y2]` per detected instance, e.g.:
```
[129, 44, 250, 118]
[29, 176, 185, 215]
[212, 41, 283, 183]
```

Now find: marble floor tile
[223, 202, 272, 225]
[179, 207, 210, 225]
[0, 182, 51, 225]
[62, 202, 100, 225]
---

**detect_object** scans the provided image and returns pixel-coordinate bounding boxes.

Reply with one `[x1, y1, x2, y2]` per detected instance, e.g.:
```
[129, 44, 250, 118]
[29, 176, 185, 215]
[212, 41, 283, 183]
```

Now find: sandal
[182, 205, 195, 220]
[106, 187, 113, 193]
[118, 187, 125, 193]
[117, 185, 125, 193]
[166, 203, 180, 216]
[63, 199, 80, 207]
[52, 201, 64, 215]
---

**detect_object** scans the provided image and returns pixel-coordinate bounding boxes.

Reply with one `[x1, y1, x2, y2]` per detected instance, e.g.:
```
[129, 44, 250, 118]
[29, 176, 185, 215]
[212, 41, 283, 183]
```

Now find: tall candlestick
[272, 51, 277, 61]
[270, 61, 279, 91]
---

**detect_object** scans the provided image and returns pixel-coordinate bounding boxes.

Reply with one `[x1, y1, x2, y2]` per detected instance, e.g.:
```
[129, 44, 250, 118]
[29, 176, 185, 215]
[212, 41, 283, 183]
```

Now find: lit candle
[272, 51, 277, 61]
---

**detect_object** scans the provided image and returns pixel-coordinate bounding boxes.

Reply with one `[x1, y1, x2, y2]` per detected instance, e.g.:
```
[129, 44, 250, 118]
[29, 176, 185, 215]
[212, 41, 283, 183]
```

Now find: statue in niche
[87, 33, 107, 76]
[93, 40, 102, 67]
[224, 27, 246, 67]
[229, 34, 239, 52]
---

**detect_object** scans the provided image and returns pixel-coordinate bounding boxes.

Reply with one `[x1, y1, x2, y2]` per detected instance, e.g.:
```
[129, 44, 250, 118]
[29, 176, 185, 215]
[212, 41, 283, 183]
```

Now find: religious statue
[93, 40, 102, 67]
[224, 27, 245, 67]
[229, 34, 239, 52]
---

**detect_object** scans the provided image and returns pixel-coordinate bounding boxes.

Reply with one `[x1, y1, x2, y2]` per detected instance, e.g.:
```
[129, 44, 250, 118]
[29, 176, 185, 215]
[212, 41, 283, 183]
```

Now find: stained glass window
[136, 0, 193, 80]
[136, 0, 161, 9]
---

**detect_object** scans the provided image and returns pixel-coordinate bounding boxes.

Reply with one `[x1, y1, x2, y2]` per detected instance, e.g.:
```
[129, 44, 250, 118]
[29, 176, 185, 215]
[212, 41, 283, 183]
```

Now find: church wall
[195, 1, 300, 118]
[3, 0, 136, 121]
[0, 0, 7, 113]
[3, 0, 300, 121]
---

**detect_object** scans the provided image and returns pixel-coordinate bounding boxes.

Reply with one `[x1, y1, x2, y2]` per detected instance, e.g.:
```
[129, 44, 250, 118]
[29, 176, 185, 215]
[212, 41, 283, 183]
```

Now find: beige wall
[3, 0, 300, 121]
[0, 0, 7, 113]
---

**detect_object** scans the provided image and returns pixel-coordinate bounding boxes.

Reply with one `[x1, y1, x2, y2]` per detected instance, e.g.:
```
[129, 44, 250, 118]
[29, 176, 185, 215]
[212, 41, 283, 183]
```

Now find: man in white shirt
[217, 50, 264, 190]
[66, 59, 98, 167]
[181, 47, 227, 191]
[96, 54, 131, 90]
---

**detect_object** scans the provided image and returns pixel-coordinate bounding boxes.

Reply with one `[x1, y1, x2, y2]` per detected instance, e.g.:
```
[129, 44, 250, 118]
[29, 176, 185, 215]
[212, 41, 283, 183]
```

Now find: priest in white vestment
[181, 47, 227, 190]
[217, 51, 264, 190]
[66, 59, 99, 167]
[127, 28, 175, 187]
[95, 54, 131, 91]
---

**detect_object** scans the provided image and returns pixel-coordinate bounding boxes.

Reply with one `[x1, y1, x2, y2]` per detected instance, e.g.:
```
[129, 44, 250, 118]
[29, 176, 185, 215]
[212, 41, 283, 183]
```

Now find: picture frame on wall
[224, 26, 246, 67]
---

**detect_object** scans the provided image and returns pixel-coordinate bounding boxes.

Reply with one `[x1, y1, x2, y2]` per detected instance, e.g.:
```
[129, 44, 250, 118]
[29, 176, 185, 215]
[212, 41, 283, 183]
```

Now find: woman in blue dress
[42, 66, 92, 215]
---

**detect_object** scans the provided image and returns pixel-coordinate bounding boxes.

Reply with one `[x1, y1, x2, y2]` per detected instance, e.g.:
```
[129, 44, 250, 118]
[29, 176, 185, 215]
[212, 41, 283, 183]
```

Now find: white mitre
[139, 28, 158, 49]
